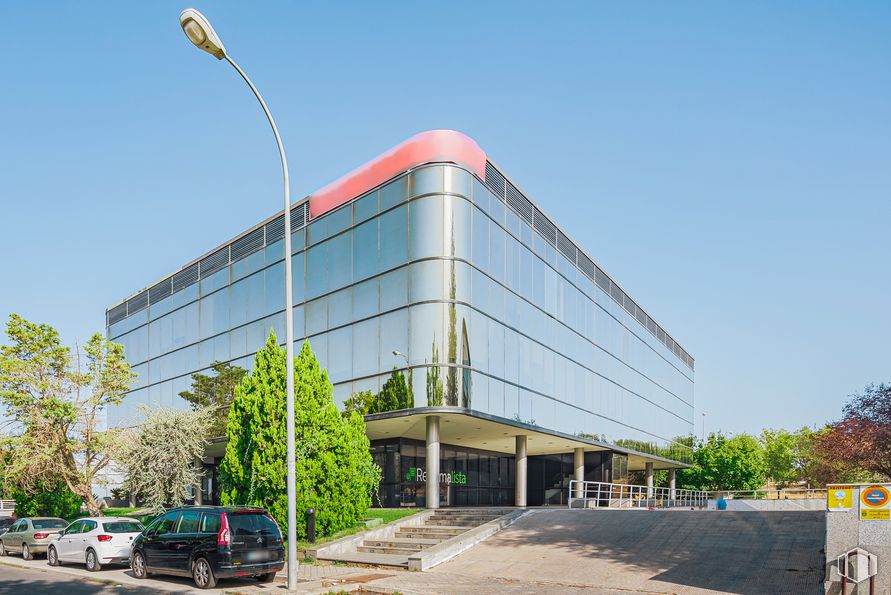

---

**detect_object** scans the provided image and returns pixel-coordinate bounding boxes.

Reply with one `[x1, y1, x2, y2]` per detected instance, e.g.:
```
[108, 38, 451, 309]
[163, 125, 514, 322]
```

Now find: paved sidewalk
[0, 555, 402, 594]
[385, 508, 826, 595]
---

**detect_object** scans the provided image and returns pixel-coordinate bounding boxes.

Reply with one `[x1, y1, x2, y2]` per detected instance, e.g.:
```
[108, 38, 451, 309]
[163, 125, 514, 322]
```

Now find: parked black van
[130, 506, 284, 589]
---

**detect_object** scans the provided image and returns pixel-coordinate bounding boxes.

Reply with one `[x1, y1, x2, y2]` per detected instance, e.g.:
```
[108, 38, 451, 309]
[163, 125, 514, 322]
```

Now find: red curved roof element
[308, 130, 487, 219]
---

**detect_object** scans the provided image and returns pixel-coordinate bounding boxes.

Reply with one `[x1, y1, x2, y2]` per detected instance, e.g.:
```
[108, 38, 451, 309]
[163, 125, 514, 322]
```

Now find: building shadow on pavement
[460, 509, 825, 595]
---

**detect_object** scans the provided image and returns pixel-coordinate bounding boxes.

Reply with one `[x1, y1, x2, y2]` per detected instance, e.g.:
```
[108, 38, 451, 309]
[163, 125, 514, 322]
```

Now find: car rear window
[102, 521, 144, 533]
[32, 519, 67, 529]
[228, 513, 279, 536]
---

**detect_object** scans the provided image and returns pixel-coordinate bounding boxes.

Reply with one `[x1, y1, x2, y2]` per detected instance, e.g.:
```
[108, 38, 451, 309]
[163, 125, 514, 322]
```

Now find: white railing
[567, 480, 708, 509]
[0, 500, 15, 518]
[710, 489, 827, 500]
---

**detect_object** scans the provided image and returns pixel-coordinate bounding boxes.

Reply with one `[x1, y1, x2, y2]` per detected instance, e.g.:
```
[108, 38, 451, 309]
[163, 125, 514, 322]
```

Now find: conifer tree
[219, 331, 379, 539]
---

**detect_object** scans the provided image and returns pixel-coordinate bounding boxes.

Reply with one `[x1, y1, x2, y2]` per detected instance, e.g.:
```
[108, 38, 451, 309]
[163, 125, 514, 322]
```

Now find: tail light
[217, 514, 231, 547]
[97, 535, 113, 542]
[33, 533, 49, 540]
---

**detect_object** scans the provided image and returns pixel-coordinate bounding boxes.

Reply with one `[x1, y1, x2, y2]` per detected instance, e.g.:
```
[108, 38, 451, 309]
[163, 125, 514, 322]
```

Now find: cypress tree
[219, 331, 379, 539]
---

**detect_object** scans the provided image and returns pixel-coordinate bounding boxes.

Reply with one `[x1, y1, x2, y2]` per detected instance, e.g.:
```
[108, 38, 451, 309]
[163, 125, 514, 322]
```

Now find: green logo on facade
[405, 467, 467, 485]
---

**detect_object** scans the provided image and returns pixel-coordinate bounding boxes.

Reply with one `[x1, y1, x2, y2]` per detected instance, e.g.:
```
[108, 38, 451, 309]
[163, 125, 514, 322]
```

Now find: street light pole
[179, 9, 298, 589]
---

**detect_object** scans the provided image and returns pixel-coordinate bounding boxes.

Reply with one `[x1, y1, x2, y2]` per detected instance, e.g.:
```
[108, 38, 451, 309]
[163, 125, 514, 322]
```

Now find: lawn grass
[292, 507, 421, 556]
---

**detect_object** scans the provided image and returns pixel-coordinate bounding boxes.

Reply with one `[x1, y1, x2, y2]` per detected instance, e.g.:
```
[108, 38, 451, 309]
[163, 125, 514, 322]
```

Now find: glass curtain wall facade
[107, 163, 694, 463]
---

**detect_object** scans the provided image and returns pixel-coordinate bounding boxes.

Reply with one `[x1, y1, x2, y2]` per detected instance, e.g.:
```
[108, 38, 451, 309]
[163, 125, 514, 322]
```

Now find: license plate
[245, 550, 269, 562]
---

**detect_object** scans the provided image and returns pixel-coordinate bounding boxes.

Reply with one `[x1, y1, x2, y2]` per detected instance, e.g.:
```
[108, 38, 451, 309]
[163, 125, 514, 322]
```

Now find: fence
[567, 480, 708, 509]
[710, 489, 827, 500]
[0, 500, 15, 518]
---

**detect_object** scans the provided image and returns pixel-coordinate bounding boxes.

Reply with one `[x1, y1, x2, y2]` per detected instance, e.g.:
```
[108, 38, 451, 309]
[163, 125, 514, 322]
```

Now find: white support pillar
[645, 462, 654, 499]
[669, 468, 677, 502]
[426, 416, 440, 509]
[573, 447, 585, 499]
[515, 435, 527, 507]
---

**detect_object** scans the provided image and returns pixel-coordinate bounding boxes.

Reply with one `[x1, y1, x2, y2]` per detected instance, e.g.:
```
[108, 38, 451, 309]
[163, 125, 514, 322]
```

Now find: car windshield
[102, 521, 144, 533]
[32, 519, 67, 529]
[228, 513, 279, 537]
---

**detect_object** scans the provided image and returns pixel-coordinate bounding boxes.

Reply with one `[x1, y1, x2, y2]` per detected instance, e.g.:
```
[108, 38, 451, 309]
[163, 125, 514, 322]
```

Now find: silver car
[0, 517, 68, 560]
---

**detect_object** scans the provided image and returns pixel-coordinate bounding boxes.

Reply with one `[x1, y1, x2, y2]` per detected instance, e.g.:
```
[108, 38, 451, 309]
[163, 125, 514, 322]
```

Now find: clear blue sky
[1, 1, 888, 437]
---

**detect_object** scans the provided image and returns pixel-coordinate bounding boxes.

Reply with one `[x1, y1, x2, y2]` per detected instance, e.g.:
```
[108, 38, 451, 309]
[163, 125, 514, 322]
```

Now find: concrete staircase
[318, 509, 507, 568]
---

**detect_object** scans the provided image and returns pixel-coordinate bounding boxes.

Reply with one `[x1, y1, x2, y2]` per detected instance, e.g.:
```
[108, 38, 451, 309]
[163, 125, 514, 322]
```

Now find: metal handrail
[0, 500, 15, 518]
[567, 480, 708, 509]
[709, 489, 827, 500]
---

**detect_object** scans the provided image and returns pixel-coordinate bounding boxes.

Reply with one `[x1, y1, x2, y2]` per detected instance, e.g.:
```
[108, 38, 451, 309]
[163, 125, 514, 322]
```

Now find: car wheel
[131, 551, 149, 579]
[48, 546, 61, 567]
[192, 557, 217, 589]
[257, 571, 276, 583]
[22, 543, 33, 561]
[86, 548, 102, 572]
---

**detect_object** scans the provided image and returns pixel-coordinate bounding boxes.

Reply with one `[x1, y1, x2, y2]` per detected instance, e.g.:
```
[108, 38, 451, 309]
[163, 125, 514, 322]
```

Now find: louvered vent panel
[505, 183, 534, 224]
[688, 355, 695, 369]
[594, 267, 610, 293]
[108, 303, 127, 326]
[485, 161, 506, 198]
[231, 228, 264, 261]
[635, 306, 647, 326]
[556, 230, 576, 262]
[609, 282, 623, 303]
[265, 215, 285, 243]
[533, 211, 556, 246]
[623, 293, 636, 315]
[657, 328, 666, 343]
[148, 279, 172, 304]
[646, 315, 658, 335]
[200, 247, 229, 277]
[127, 290, 148, 315]
[172, 264, 199, 292]
[578, 254, 596, 281]
[290, 202, 307, 230]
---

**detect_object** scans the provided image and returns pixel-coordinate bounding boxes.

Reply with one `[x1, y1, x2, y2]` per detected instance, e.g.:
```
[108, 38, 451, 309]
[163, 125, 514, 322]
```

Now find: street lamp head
[180, 8, 226, 59]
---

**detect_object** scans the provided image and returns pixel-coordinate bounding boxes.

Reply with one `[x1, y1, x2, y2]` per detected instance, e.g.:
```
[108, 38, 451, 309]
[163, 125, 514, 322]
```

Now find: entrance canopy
[363, 407, 688, 471]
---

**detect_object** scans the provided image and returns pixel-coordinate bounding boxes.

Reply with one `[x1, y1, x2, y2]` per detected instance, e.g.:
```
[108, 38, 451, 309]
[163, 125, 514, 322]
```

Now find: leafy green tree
[219, 332, 380, 539]
[8, 481, 81, 519]
[342, 389, 376, 416]
[759, 428, 799, 487]
[379, 368, 412, 411]
[0, 314, 134, 515]
[678, 432, 766, 491]
[114, 406, 213, 514]
[179, 361, 246, 438]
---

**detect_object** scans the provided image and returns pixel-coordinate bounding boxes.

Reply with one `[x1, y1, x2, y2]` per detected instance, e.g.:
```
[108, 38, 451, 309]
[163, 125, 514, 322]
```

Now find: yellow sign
[859, 484, 891, 522]
[860, 509, 891, 521]
[827, 486, 853, 511]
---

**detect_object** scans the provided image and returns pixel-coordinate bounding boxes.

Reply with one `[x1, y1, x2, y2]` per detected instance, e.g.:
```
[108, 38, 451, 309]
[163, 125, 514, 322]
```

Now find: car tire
[257, 571, 276, 583]
[131, 551, 149, 579]
[86, 548, 102, 572]
[48, 546, 61, 567]
[22, 543, 33, 561]
[192, 556, 217, 589]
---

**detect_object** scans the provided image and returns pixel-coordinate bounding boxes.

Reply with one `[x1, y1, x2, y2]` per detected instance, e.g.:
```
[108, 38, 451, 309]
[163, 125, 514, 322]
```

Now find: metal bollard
[306, 508, 316, 544]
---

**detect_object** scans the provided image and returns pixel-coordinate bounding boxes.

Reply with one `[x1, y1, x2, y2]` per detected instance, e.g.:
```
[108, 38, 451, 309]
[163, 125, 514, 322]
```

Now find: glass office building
[106, 130, 695, 507]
